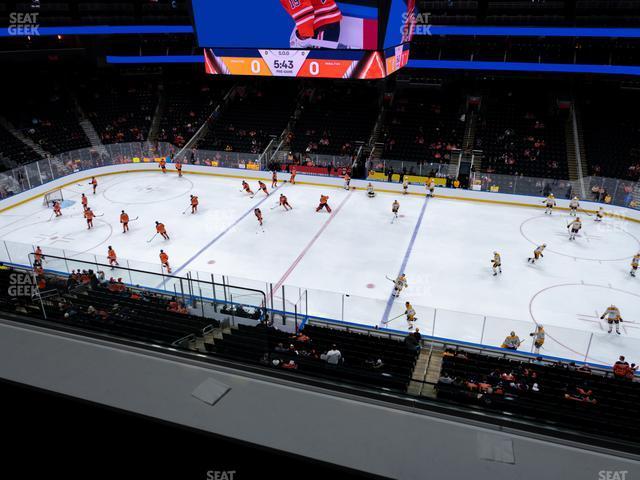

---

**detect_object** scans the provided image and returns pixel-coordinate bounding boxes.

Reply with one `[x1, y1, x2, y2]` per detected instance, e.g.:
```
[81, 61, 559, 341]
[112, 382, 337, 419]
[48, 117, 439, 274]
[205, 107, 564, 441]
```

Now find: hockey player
[427, 179, 435, 197]
[242, 180, 254, 196]
[81, 193, 88, 210]
[601, 305, 623, 335]
[567, 217, 582, 241]
[366, 183, 375, 198]
[289, 167, 297, 185]
[529, 325, 545, 354]
[190, 195, 199, 214]
[527, 244, 546, 263]
[159, 157, 167, 173]
[569, 196, 580, 216]
[175, 160, 183, 177]
[84, 207, 95, 229]
[491, 251, 502, 276]
[316, 194, 331, 213]
[279, 194, 292, 211]
[272, 171, 278, 188]
[404, 301, 416, 330]
[279, 0, 343, 49]
[159, 250, 172, 273]
[107, 246, 119, 269]
[631, 253, 640, 277]
[89, 177, 98, 195]
[543, 194, 556, 214]
[254, 208, 263, 226]
[155, 221, 170, 240]
[402, 178, 409, 195]
[392, 274, 408, 297]
[595, 207, 605, 222]
[501, 331, 521, 350]
[53, 200, 62, 217]
[392, 200, 400, 219]
[343, 173, 351, 191]
[120, 210, 129, 233]
[34, 246, 44, 263]
[258, 180, 269, 196]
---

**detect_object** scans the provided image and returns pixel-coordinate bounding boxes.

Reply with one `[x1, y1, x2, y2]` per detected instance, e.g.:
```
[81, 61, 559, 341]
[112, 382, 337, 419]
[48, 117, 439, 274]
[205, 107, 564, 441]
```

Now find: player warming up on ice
[567, 217, 582, 241]
[120, 210, 129, 233]
[258, 180, 269, 196]
[175, 160, 183, 177]
[528, 244, 546, 263]
[601, 305, 623, 334]
[52, 200, 62, 217]
[595, 207, 605, 222]
[402, 178, 409, 195]
[190, 195, 199, 214]
[631, 252, 640, 277]
[502, 331, 522, 350]
[159, 250, 172, 273]
[89, 177, 98, 195]
[391, 274, 408, 297]
[427, 179, 435, 197]
[366, 183, 375, 198]
[84, 207, 95, 229]
[242, 180, 254, 197]
[529, 326, 545, 354]
[159, 157, 167, 174]
[391, 200, 400, 222]
[569, 196, 580, 216]
[491, 251, 502, 276]
[272, 171, 278, 188]
[279, 0, 343, 49]
[543, 194, 556, 215]
[278, 194, 292, 211]
[404, 302, 417, 330]
[316, 194, 331, 213]
[289, 167, 297, 185]
[254, 208, 264, 232]
[343, 173, 351, 190]
[155, 221, 170, 240]
[107, 246, 119, 269]
[81, 193, 88, 210]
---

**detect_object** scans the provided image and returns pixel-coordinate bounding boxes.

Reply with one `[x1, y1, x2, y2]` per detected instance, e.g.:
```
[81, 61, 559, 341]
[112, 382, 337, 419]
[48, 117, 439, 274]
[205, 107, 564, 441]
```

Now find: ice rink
[1, 169, 639, 366]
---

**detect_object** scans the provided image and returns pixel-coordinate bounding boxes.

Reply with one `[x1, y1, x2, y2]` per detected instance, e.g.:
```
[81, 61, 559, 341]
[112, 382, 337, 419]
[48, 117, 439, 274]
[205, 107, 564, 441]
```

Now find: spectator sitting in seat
[564, 385, 597, 404]
[365, 357, 384, 370]
[613, 356, 631, 379]
[438, 371, 455, 384]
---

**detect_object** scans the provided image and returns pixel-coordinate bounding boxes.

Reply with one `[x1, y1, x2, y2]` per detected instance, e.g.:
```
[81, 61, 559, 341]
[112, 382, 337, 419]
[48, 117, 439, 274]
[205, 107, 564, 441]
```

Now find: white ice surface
[1, 171, 639, 366]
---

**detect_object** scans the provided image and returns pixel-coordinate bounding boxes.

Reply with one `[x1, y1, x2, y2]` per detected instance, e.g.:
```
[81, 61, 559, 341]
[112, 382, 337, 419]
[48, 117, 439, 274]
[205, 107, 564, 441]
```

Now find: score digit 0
[309, 61, 320, 76]
[251, 60, 261, 74]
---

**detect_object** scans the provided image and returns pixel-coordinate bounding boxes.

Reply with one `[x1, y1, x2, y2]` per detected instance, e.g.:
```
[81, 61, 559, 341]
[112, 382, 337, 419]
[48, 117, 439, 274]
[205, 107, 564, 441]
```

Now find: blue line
[170, 185, 282, 279]
[380, 196, 429, 325]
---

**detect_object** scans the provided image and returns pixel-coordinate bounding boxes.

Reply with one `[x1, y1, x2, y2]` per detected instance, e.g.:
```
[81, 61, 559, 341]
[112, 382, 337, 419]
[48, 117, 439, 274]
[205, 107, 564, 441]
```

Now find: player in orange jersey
[84, 207, 95, 229]
[343, 173, 351, 190]
[175, 160, 183, 177]
[254, 208, 263, 226]
[279, 193, 292, 211]
[155, 221, 170, 240]
[258, 180, 269, 196]
[242, 180, 254, 196]
[159, 250, 171, 273]
[107, 246, 119, 269]
[81, 193, 88, 210]
[289, 167, 297, 185]
[89, 176, 98, 194]
[53, 200, 62, 217]
[159, 157, 167, 173]
[120, 210, 130, 233]
[190, 195, 199, 214]
[316, 194, 331, 212]
[272, 170, 278, 188]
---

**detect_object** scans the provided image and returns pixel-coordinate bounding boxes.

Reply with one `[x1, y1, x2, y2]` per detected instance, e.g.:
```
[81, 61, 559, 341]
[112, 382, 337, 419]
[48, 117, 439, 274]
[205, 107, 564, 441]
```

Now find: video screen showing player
[192, 0, 379, 50]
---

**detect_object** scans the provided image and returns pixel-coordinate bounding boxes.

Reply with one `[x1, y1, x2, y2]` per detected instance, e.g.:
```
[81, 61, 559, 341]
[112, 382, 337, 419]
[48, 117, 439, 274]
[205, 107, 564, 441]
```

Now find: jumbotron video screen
[192, 0, 415, 79]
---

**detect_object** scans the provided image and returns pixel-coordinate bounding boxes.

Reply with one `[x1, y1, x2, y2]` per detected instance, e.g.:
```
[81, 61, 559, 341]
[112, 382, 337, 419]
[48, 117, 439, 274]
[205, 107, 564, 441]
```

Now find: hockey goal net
[43, 189, 64, 207]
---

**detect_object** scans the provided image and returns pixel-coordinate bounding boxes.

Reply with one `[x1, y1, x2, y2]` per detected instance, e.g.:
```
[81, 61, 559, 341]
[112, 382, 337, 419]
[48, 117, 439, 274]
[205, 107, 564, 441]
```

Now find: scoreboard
[193, 0, 415, 79]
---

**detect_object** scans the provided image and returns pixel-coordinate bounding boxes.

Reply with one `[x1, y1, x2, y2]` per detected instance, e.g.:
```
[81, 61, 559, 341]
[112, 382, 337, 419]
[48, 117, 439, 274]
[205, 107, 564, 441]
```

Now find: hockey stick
[181, 205, 191, 215]
[147, 233, 158, 243]
[270, 203, 280, 210]
[382, 312, 406, 325]
[579, 208, 593, 217]
[128, 216, 139, 222]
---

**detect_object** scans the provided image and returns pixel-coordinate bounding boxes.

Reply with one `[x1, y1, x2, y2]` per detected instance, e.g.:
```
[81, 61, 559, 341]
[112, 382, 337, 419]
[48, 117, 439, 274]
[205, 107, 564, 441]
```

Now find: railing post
[48, 158, 55, 181]
[584, 332, 594, 364]
[480, 316, 487, 343]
